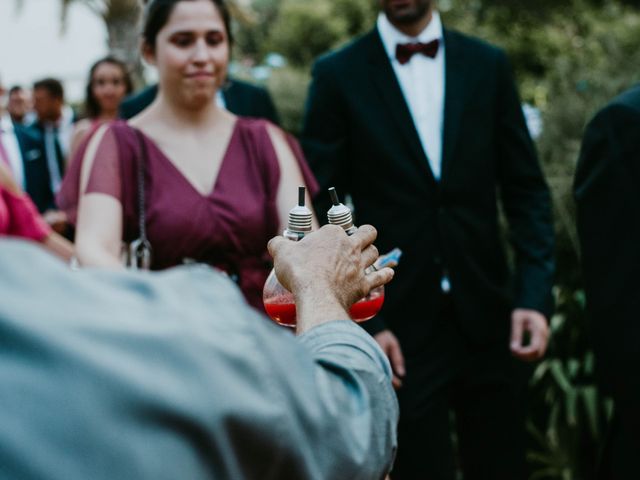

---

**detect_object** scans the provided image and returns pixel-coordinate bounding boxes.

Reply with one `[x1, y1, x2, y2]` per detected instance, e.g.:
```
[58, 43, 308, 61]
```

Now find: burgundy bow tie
[395, 39, 440, 65]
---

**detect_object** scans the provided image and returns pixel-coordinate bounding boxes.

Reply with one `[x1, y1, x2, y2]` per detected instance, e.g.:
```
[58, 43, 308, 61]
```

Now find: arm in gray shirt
[0, 240, 397, 480]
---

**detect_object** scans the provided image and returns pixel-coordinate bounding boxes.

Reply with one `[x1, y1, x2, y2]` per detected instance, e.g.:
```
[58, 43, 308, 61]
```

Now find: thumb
[267, 236, 286, 258]
[510, 315, 525, 350]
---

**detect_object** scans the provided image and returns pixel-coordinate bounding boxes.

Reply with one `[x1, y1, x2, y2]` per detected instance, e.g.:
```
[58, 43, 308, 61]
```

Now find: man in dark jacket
[120, 77, 280, 124]
[574, 85, 640, 479]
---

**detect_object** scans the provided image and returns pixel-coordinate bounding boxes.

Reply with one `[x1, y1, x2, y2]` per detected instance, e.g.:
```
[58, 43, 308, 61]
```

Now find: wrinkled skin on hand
[267, 224, 394, 333]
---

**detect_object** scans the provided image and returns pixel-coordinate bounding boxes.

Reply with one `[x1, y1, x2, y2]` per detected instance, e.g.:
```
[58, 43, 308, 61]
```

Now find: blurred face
[92, 62, 128, 115]
[145, 0, 230, 110]
[380, 0, 432, 26]
[33, 88, 63, 122]
[8, 89, 31, 121]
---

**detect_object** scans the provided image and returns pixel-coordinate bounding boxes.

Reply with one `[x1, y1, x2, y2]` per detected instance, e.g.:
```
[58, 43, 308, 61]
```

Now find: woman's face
[92, 62, 128, 115]
[148, 0, 230, 109]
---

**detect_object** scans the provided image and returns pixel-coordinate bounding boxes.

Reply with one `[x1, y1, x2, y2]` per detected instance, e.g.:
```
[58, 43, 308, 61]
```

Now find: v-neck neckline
[134, 119, 240, 199]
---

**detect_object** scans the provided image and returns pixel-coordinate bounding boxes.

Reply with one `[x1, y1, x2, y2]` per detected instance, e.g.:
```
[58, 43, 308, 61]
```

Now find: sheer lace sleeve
[57, 123, 123, 225]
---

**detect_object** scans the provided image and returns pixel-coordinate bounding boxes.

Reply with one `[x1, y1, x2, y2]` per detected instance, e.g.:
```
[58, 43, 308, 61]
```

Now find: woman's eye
[206, 32, 224, 46]
[172, 34, 193, 47]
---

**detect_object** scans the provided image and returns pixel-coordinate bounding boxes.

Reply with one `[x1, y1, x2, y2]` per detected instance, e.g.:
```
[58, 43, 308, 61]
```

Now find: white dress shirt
[377, 11, 446, 180]
[0, 114, 26, 189]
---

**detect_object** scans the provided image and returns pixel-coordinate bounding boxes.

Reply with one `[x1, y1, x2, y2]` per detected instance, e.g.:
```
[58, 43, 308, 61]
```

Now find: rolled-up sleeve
[274, 320, 398, 479]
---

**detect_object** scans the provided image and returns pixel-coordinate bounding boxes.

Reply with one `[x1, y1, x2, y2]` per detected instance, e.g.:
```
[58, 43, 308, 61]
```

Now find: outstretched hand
[267, 224, 394, 333]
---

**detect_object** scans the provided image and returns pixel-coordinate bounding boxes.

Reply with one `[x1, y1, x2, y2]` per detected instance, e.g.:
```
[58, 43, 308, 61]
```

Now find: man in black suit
[301, 1, 555, 478]
[0, 81, 49, 212]
[119, 77, 280, 123]
[31, 78, 73, 233]
[574, 85, 640, 479]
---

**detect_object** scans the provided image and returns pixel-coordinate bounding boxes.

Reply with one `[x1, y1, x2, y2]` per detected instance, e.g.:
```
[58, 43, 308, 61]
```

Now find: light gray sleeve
[254, 320, 399, 480]
[0, 241, 398, 480]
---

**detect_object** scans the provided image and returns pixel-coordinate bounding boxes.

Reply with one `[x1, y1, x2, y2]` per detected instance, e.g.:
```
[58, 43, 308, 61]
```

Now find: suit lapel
[441, 30, 470, 183]
[366, 30, 436, 182]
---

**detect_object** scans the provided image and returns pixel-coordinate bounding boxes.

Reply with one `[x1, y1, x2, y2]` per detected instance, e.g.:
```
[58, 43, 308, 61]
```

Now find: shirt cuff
[297, 320, 392, 380]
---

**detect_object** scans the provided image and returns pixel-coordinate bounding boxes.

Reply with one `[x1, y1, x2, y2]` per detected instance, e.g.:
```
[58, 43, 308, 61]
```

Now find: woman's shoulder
[235, 116, 280, 135]
[234, 116, 289, 149]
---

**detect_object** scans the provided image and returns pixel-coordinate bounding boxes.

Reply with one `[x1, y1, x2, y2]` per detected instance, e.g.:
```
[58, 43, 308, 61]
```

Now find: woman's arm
[266, 125, 320, 231]
[68, 119, 93, 166]
[74, 125, 125, 269]
[0, 161, 20, 194]
[41, 232, 74, 262]
[1, 162, 74, 261]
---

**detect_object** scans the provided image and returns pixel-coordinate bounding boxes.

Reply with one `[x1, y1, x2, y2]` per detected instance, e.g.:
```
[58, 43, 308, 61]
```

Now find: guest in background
[58, 0, 318, 311]
[32, 78, 74, 233]
[574, 84, 640, 479]
[0, 79, 53, 215]
[69, 57, 133, 160]
[7, 86, 35, 126]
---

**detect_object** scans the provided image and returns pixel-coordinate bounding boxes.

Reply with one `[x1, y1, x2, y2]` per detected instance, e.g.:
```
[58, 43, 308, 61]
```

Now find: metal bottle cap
[285, 186, 313, 236]
[327, 187, 357, 234]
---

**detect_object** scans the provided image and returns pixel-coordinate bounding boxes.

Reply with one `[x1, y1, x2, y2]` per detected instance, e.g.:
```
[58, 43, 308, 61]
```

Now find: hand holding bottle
[267, 224, 394, 334]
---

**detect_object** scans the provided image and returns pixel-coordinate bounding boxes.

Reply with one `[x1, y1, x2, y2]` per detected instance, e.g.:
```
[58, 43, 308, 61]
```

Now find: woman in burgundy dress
[57, 0, 318, 311]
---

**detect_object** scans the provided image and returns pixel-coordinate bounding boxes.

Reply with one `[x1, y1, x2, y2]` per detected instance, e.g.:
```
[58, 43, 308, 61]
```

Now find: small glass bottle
[262, 186, 313, 327]
[327, 187, 385, 322]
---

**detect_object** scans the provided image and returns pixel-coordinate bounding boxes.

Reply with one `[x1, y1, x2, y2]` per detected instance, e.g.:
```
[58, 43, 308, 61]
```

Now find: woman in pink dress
[0, 162, 73, 260]
[57, 0, 318, 310]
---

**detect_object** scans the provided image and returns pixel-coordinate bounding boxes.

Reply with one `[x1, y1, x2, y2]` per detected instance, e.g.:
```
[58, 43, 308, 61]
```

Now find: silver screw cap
[287, 186, 313, 234]
[327, 187, 355, 232]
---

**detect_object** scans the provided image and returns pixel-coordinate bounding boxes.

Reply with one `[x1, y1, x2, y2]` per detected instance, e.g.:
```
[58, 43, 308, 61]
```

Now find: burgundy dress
[58, 118, 318, 310]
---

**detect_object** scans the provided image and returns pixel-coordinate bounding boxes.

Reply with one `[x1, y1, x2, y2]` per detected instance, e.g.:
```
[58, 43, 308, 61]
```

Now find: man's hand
[510, 309, 549, 361]
[267, 224, 394, 333]
[374, 329, 405, 389]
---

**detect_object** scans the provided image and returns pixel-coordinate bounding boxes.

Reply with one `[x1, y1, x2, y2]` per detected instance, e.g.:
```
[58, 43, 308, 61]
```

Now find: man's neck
[389, 9, 433, 38]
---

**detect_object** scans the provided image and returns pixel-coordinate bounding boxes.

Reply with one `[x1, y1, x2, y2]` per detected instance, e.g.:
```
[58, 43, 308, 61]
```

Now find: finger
[529, 322, 548, 358]
[389, 341, 406, 377]
[267, 236, 286, 258]
[511, 334, 544, 361]
[361, 244, 379, 270]
[351, 224, 377, 250]
[511, 349, 539, 362]
[392, 375, 403, 390]
[510, 316, 525, 350]
[365, 267, 395, 292]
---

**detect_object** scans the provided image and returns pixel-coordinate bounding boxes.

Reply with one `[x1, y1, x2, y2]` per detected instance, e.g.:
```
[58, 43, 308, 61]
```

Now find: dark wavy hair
[141, 0, 233, 52]
[84, 56, 133, 119]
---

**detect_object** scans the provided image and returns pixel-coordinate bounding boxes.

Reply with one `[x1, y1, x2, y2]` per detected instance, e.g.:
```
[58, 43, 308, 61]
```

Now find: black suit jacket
[302, 28, 555, 351]
[574, 85, 640, 396]
[14, 125, 52, 213]
[119, 78, 280, 124]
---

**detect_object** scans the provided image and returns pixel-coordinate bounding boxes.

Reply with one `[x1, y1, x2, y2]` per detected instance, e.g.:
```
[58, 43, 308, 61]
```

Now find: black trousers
[598, 396, 640, 479]
[390, 295, 531, 480]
